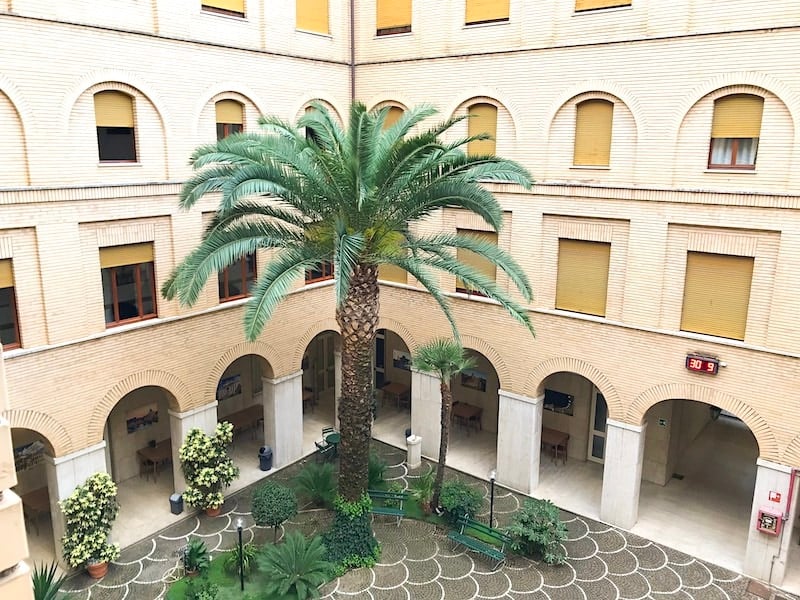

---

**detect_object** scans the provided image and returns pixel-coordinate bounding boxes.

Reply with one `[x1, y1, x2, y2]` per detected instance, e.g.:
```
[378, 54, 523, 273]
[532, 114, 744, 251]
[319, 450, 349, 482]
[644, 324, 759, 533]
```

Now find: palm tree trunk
[335, 263, 380, 501]
[431, 382, 452, 510]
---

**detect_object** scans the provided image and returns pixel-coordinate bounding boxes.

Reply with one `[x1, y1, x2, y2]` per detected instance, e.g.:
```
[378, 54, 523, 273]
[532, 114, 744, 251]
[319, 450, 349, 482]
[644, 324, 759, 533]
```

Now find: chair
[322, 426, 335, 437]
[315, 442, 336, 463]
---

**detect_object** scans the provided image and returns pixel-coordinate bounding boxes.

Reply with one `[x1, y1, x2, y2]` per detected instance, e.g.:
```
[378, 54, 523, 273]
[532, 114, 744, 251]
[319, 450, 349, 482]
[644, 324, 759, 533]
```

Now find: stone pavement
[61, 442, 795, 600]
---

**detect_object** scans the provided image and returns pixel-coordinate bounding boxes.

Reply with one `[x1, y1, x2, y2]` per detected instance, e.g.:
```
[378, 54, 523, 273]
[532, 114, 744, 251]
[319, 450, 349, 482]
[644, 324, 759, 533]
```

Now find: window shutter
[100, 243, 154, 269]
[456, 230, 497, 290]
[383, 106, 404, 129]
[466, 0, 509, 24]
[555, 239, 611, 316]
[215, 100, 243, 124]
[574, 99, 614, 166]
[467, 103, 497, 156]
[94, 91, 134, 128]
[297, 0, 329, 33]
[202, 0, 245, 13]
[0, 259, 13, 288]
[681, 252, 753, 340]
[377, 0, 411, 30]
[711, 94, 764, 139]
[378, 264, 407, 284]
[576, 0, 631, 10]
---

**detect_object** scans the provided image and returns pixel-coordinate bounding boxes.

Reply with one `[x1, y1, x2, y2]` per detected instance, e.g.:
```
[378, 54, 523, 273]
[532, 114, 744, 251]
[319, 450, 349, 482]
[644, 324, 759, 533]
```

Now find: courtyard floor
[61, 441, 792, 600]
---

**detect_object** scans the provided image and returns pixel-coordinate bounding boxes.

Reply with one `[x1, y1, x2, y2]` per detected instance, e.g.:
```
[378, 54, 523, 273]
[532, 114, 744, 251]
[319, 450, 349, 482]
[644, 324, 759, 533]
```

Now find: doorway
[587, 390, 608, 463]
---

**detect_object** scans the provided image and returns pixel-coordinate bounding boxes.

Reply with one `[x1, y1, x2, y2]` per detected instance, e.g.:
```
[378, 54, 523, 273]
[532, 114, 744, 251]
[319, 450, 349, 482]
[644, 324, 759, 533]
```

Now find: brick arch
[367, 98, 411, 113]
[204, 341, 278, 404]
[377, 316, 419, 352]
[3, 409, 72, 457]
[446, 90, 523, 145]
[627, 383, 778, 460]
[292, 318, 341, 368]
[193, 83, 266, 138]
[781, 434, 800, 468]
[0, 75, 32, 185]
[293, 96, 346, 127]
[459, 334, 512, 390]
[88, 370, 193, 445]
[523, 356, 623, 420]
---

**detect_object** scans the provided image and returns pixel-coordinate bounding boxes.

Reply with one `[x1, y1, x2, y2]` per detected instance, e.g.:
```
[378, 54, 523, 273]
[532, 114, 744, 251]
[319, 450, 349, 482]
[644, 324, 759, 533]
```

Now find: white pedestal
[406, 435, 422, 469]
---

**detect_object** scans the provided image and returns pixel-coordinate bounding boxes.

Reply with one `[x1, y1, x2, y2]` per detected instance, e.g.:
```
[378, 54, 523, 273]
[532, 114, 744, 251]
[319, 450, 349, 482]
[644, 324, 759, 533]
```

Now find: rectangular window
[681, 252, 754, 340]
[0, 259, 20, 349]
[202, 0, 245, 17]
[215, 100, 244, 140]
[94, 91, 136, 162]
[219, 254, 257, 301]
[377, 0, 412, 35]
[456, 230, 497, 295]
[305, 261, 334, 283]
[297, 0, 329, 33]
[555, 239, 611, 317]
[467, 103, 497, 156]
[465, 0, 509, 25]
[574, 99, 614, 167]
[575, 0, 631, 10]
[708, 94, 764, 170]
[100, 244, 157, 326]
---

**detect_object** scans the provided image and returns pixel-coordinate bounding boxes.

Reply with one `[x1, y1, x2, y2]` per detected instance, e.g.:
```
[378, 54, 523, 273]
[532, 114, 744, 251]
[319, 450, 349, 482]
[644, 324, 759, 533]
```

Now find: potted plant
[183, 538, 211, 577]
[59, 472, 120, 578]
[179, 422, 239, 516]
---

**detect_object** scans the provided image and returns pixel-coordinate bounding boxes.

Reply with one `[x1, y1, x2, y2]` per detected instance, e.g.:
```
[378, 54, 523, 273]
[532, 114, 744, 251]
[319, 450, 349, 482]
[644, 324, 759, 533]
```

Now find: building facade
[1, 0, 799, 594]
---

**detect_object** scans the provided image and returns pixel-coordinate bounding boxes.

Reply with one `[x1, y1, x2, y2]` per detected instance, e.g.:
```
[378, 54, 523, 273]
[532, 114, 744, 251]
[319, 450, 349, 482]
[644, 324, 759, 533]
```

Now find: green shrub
[223, 542, 257, 576]
[367, 452, 387, 488]
[408, 470, 434, 512]
[59, 472, 120, 568]
[179, 422, 239, 511]
[383, 481, 406, 508]
[504, 498, 568, 565]
[183, 538, 210, 576]
[252, 482, 298, 542]
[185, 577, 218, 600]
[322, 495, 380, 575]
[293, 463, 337, 508]
[257, 531, 333, 600]
[32, 561, 69, 600]
[439, 480, 483, 524]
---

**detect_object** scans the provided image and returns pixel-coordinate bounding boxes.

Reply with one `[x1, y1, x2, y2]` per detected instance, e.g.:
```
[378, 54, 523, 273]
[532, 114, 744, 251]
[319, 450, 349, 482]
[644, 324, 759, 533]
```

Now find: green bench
[367, 489, 408, 526]
[447, 515, 511, 570]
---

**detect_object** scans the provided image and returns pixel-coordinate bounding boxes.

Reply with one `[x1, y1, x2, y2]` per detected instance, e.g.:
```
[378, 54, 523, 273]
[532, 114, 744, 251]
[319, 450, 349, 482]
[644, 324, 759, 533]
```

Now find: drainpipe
[769, 468, 799, 586]
[349, 0, 356, 104]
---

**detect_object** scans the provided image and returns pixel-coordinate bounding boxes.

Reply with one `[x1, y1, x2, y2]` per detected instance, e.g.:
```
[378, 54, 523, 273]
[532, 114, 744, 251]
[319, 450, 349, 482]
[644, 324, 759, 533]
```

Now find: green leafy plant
[293, 462, 337, 508]
[183, 538, 211, 576]
[409, 470, 435, 513]
[223, 542, 257, 576]
[32, 561, 69, 600]
[59, 472, 120, 568]
[179, 422, 240, 511]
[252, 482, 298, 542]
[257, 531, 333, 600]
[504, 498, 568, 565]
[383, 481, 406, 508]
[367, 452, 387, 488]
[185, 577, 218, 600]
[439, 480, 483, 524]
[322, 495, 380, 575]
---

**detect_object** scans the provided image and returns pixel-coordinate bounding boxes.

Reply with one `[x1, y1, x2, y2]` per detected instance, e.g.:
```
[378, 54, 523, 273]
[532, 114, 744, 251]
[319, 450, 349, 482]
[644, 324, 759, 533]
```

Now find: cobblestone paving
[62, 442, 793, 600]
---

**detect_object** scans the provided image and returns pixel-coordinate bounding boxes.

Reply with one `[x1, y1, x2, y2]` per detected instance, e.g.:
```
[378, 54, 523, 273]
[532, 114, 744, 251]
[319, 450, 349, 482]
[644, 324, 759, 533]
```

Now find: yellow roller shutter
[297, 0, 328, 33]
[0, 259, 13, 288]
[466, 0, 509, 24]
[711, 95, 764, 138]
[215, 100, 243, 124]
[383, 106, 404, 129]
[467, 103, 497, 156]
[556, 239, 611, 316]
[456, 230, 497, 291]
[94, 91, 134, 128]
[377, 0, 411, 31]
[574, 99, 613, 166]
[202, 0, 245, 14]
[378, 264, 407, 284]
[681, 252, 754, 340]
[575, 0, 631, 10]
[100, 243, 154, 269]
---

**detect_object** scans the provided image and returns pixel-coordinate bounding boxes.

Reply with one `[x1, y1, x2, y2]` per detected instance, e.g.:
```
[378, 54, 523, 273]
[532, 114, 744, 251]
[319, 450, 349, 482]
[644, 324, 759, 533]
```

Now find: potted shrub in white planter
[179, 421, 239, 516]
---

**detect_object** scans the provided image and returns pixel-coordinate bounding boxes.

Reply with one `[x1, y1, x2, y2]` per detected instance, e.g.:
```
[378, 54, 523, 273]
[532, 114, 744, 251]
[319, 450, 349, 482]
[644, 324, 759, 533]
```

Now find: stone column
[410, 369, 441, 460]
[496, 390, 543, 494]
[263, 371, 303, 469]
[168, 401, 219, 492]
[333, 346, 342, 429]
[743, 459, 797, 585]
[600, 419, 646, 529]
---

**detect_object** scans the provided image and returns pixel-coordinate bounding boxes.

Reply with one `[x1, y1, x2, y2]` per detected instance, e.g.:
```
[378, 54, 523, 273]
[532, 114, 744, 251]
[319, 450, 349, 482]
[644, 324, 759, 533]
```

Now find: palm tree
[162, 102, 534, 501]
[412, 338, 476, 510]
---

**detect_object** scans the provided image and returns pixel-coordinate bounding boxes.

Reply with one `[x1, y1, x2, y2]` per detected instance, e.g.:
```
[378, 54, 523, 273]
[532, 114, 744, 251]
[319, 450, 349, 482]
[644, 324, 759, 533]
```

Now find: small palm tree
[257, 531, 332, 600]
[32, 562, 68, 600]
[293, 462, 337, 508]
[413, 338, 476, 510]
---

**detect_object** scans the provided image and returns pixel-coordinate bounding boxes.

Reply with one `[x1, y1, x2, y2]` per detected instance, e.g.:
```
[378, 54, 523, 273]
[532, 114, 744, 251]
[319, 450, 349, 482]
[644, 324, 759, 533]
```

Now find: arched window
[708, 94, 763, 169]
[467, 103, 497, 156]
[382, 106, 404, 130]
[215, 100, 244, 140]
[94, 91, 137, 162]
[573, 99, 613, 167]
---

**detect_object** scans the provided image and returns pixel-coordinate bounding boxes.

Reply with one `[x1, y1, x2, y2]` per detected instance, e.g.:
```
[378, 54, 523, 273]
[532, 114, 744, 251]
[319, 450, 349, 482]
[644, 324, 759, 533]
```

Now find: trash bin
[258, 446, 273, 471]
[169, 493, 183, 515]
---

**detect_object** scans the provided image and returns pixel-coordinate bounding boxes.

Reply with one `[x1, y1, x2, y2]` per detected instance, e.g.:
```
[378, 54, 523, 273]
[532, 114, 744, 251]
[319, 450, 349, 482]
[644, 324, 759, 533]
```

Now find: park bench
[367, 489, 408, 525]
[447, 514, 511, 570]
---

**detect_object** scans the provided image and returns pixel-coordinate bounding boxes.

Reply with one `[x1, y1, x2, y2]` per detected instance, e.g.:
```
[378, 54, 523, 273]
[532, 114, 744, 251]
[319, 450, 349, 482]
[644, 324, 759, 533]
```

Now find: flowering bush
[180, 422, 240, 511]
[60, 472, 120, 568]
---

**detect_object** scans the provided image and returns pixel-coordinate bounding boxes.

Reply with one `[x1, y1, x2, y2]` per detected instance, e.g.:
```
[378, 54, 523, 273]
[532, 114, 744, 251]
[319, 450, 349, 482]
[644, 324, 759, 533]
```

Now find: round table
[325, 432, 341, 456]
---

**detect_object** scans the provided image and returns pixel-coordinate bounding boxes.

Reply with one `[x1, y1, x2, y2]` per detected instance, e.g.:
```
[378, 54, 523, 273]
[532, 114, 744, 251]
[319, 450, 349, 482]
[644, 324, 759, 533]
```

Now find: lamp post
[488, 469, 497, 528]
[236, 517, 244, 591]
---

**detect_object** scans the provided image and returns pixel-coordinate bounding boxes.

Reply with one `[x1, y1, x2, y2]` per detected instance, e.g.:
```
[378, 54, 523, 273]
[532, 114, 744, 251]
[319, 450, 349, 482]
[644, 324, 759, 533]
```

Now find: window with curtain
[708, 94, 764, 169]
[467, 103, 497, 156]
[681, 252, 754, 340]
[573, 99, 614, 167]
[100, 243, 157, 326]
[305, 261, 334, 283]
[202, 0, 245, 17]
[465, 0, 509, 25]
[377, 0, 411, 35]
[297, 0, 329, 33]
[216, 100, 244, 140]
[0, 259, 20, 349]
[94, 91, 137, 162]
[219, 254, 257, 301]
[575, 0, 631, 11]
[555, 239, 611, 316]
[455, 230, 497, 295]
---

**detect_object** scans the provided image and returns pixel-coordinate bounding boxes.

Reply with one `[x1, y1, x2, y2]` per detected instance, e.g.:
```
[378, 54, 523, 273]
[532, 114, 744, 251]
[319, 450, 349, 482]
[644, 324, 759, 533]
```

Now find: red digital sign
[685, 354, 719, 375]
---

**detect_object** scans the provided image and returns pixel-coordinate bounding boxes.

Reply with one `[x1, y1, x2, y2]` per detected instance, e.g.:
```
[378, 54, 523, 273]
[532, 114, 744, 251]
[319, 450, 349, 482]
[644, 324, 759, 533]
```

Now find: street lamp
[488, 469, 497, 528]
[236, 517, 244, 591]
